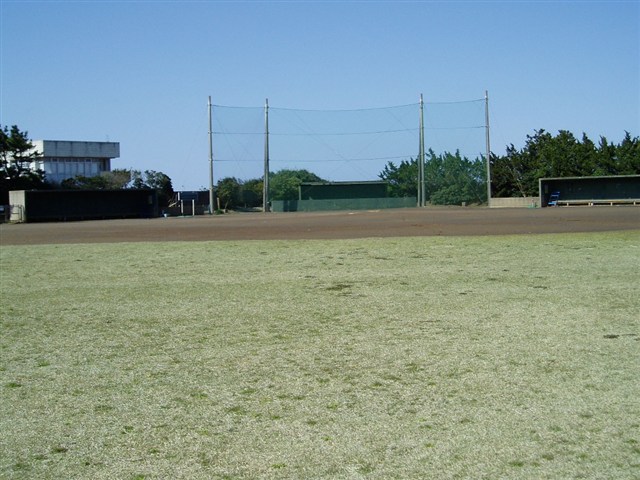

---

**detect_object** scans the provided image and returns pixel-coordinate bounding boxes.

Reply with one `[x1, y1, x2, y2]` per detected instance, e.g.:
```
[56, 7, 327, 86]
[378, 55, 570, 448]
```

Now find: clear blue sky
[1, 0, 638, 190]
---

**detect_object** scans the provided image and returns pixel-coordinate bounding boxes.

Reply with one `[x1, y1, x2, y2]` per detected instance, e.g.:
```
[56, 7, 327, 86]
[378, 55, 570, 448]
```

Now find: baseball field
[1, 207, 639, 479]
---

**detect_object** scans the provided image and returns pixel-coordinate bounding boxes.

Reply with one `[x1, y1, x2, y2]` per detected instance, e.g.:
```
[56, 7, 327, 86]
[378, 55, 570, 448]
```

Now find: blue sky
[1, 0, 638, 190]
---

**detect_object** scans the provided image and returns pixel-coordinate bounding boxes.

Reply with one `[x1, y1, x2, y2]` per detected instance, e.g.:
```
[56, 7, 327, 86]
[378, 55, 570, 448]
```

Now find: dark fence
[272, 197, 416, 212]
[299, 182, 389, 200]
[9, 189, 158, 222]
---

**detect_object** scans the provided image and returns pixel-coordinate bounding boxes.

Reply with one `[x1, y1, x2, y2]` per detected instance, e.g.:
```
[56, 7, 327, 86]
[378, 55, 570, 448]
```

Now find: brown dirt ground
[1, 206, 639, 246]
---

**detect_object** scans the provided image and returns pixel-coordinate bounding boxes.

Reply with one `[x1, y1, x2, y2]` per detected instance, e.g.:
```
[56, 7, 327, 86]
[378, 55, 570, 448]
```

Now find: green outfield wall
[272, 197, 416, 212]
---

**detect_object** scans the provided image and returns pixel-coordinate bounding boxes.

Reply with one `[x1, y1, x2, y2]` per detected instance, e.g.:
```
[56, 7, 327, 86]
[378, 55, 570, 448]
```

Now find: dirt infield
[1, 206, 639, 245]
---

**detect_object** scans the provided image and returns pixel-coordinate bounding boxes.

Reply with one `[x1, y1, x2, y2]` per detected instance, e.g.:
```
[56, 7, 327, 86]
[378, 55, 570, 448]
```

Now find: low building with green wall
[271, 181, 416, 212]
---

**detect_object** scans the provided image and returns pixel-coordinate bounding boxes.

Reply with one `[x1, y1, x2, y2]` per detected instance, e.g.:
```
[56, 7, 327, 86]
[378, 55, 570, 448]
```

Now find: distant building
[30, 140, 120, 184]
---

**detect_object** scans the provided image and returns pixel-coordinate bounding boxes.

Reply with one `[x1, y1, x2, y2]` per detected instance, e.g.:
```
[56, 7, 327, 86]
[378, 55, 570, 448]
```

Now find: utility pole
[485, 90, 492, 207]
[263, 98, 270, 213]
[208, 96, 214, 214]
[418, 94, 426, 207]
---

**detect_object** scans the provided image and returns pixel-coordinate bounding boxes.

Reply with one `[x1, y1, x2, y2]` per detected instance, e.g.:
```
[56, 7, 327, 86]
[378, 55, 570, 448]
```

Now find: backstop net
[211, 97, 486, 183]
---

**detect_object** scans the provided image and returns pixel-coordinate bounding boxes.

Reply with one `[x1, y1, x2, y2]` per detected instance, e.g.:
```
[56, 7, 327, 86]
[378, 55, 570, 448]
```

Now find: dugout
[539, 175, 640, 207]
[272, 181, 416, 212]
[9, 189, 159, 222]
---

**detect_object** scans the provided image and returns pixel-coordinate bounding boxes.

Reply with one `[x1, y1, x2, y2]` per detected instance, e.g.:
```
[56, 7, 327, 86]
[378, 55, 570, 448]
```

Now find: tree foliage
[62, 168, 174, 207]
[61, 169, 133, 190]
[269, 169, 325, 201]
[242, 179, 263, 207]
[379, 151, 487, 205]
[379, 159, 418, 198]
[217, 177, 243, 210]
[133, 170, 174, 207]
[426, 151, 486, 205]
[214, 169, 325, 209]
[0, 125, 47, 203]
[490, 130, 640, 197]
[214, 177, 263, 210]
[381, 130, 639, 202]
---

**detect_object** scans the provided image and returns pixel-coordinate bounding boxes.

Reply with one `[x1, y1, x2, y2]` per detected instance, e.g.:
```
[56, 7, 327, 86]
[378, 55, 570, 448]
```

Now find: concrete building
[30, 140, 120, 184]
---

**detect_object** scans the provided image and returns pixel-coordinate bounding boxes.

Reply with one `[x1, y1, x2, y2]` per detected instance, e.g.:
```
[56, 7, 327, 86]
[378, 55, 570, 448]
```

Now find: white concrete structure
[489, 196, 539, 208]
[30, 140, 120, 184]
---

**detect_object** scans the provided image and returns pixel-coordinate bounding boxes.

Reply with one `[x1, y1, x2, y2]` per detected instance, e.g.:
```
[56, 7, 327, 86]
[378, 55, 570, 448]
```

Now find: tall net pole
[263, 98, 270, 213]
[208, 96, 214, 214]
[418, 94, 425, 207]
[485, 90, 492, 206]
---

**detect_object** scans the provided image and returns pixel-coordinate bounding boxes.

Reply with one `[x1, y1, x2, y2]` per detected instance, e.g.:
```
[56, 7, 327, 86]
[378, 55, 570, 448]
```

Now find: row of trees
[61, 169, 174, 207]
[380, 151, 487, 205]
[216, 129, 640, 209]
[491, 130, 639, 197]
[216, 169, 324, 210]
[217, 151, 487, 209]
[379, 130, 640, 203]
[215, 156, 486, 209]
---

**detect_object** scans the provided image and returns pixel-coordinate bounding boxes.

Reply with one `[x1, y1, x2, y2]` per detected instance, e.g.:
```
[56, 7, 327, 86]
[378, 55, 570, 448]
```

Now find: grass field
[1, 231, 639, 479]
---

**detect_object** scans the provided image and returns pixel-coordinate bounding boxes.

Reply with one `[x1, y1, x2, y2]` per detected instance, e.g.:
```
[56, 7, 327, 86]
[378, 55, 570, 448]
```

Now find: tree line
[216, 169, 324, 210]
[3, 123, 639, 208]
[214, 153, 487, 208]
[217, 129, 639, 208]
[491, 129, 639, 197]
[380, 150, 486, 205]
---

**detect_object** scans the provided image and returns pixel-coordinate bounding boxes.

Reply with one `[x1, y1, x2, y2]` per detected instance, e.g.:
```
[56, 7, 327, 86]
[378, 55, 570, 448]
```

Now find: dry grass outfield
[1, 232, 639, 479]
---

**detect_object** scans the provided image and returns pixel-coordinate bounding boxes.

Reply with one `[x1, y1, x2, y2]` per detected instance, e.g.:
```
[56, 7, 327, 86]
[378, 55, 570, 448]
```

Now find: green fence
[300, 182, 389, 200]
[272, 197, 416, 212]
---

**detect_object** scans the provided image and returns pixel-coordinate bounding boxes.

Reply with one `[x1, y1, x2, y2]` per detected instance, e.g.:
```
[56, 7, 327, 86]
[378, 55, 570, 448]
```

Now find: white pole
[208, 96, 215, 214]
[419, 94, 426, 207]
[485, 90, 492, 206]
[263, 98, 270, 213]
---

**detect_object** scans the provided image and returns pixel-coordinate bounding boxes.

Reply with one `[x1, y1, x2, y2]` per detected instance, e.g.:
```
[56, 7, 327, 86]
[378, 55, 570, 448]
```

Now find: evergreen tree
[490, 130, 640, 196]
[379, 158, 418, 198]
[269, 169, 325, 201]
[0, 125, 47, 203]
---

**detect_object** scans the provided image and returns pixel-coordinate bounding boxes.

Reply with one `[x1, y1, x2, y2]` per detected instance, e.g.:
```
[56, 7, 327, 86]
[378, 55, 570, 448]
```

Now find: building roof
[32, 140, 120, 158]
[539, 174, 640, 181]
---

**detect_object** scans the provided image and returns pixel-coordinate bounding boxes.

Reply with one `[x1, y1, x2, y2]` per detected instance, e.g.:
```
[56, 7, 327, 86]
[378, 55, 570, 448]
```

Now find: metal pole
[263, 98, 270, 213]
[485, 90, 492, 207]
[419, 94, 426, 207]
[208, 96, 214, 214]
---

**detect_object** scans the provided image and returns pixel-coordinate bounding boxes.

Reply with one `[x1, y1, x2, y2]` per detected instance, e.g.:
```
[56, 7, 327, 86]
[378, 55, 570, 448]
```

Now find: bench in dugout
[556, 198, 640, 206]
